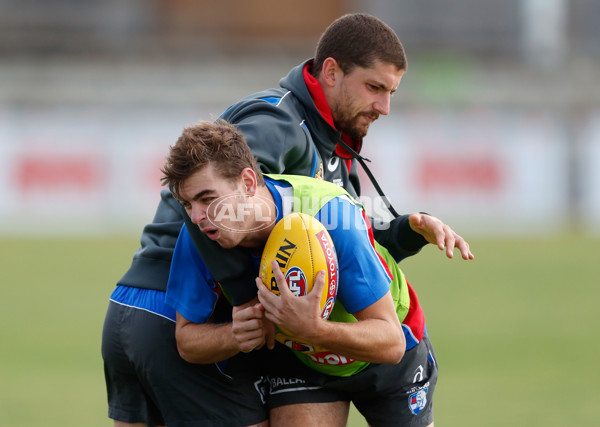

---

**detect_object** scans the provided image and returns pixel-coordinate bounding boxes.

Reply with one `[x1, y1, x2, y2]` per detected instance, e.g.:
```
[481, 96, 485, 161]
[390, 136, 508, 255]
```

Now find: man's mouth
[363, 112, 378, 123]
[200, 226, 219, 240]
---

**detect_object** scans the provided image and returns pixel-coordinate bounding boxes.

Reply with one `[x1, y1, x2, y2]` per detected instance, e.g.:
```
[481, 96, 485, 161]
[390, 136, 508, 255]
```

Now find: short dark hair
[312, 13, 407, 76]
[161, 120, 264, 201]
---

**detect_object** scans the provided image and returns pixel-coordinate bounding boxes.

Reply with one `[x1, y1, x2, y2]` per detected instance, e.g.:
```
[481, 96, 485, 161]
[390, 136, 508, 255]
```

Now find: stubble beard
[334, 111, 377, 140]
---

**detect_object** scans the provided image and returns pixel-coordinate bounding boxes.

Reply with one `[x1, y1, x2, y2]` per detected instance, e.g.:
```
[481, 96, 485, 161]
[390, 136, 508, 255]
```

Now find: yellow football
[259, 212, 338, 323]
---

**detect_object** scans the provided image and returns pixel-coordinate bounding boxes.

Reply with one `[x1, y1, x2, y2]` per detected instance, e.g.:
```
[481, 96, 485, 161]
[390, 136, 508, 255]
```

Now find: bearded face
[331, 85, 380, 139]
[329, 60, 404, 140]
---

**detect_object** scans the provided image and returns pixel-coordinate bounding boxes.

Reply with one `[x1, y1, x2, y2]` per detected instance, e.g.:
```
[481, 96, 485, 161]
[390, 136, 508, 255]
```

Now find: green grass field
[1, 234, 598, 426]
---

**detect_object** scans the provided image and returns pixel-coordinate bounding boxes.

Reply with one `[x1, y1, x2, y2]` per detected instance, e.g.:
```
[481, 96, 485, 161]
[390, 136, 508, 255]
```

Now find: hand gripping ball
[259, 212, 339, 324]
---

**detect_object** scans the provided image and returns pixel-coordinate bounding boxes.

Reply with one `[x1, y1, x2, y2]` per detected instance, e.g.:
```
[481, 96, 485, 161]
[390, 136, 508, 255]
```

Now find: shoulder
[225, 91, 307, 140]
[220, 93, 318, 175]
[221, 88, 303, 123]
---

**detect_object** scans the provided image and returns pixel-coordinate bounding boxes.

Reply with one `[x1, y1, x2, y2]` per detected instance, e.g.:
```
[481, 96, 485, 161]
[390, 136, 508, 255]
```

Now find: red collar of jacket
[303, 62, 362, 160]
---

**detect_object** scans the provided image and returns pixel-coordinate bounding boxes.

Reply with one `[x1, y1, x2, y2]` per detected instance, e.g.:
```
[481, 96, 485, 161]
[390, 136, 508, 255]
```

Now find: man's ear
[320, 57, 342, 88]
[240, 168, 257, 195]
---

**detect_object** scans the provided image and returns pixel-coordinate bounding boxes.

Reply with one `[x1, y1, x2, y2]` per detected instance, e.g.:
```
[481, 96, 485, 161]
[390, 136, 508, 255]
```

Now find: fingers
[310, 270, 326, 297]
[409, 212, 474, 261]
[454, 235, 475, 260]
[256, 276, 278, 311]
[441, 225, 475, 260]
[255, 276, 268, 299]
[255, 261, 327, 341]
[232, 303, 266, 353]
[442, 225, 456, 258]
[272, 260, 291, 297]
[425, 217, 446, 252]
[232, 302, 263, 322]
[256, 263, 286, 325]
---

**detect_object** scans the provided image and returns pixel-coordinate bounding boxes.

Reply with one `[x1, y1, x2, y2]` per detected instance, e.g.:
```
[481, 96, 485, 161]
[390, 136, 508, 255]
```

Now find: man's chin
[215, 240, 235, 249]
[344, 123, 370, 140]
[359, 119, 374, 136]
[350, 128, 368, 140]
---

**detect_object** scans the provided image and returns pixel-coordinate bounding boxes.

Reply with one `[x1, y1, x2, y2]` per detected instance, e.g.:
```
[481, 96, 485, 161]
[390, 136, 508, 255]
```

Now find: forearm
[259, 271, 406, 364]
[304, 318, 405, 364]
[176, 321, 239, 364]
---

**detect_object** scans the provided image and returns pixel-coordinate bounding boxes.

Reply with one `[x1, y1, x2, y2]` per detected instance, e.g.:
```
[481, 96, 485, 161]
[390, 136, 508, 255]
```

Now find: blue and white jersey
[165, 177, 391, 323]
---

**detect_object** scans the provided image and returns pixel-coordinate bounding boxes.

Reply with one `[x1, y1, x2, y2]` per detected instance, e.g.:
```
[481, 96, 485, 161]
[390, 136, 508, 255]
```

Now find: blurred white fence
[0, 58, 598, 236]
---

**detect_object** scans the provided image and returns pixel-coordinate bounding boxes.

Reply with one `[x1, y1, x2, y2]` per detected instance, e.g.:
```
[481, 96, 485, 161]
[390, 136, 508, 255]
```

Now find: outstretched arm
[373, 212, 474, 262]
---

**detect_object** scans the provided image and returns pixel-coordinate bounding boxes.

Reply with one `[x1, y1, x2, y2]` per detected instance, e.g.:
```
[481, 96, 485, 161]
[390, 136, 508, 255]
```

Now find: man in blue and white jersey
[162, 120, 437, 427]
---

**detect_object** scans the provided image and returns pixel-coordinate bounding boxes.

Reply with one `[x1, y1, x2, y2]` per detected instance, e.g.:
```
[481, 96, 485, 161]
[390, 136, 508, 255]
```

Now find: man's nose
[373, 92, 391, 116]
[189, 204, 207, 224]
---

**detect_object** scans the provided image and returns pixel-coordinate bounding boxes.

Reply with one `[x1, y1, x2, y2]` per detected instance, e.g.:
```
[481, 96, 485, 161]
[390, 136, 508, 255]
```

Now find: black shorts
[101, 300, 268, 426]
[262, 335, 438, 427]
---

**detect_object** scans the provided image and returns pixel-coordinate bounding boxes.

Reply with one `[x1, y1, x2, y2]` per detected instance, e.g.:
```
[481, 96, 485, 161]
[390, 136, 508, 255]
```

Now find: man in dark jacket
[101, 12, 473, 427]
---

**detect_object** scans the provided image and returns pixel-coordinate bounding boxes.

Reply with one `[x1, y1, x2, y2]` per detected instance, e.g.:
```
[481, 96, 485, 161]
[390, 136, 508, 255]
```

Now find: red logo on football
[315, 229, 338, 318]
[285, 266, 307, 296]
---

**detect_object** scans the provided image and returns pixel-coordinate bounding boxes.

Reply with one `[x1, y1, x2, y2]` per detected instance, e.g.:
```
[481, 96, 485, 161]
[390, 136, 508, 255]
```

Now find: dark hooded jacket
[118, 60, 427, 304]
